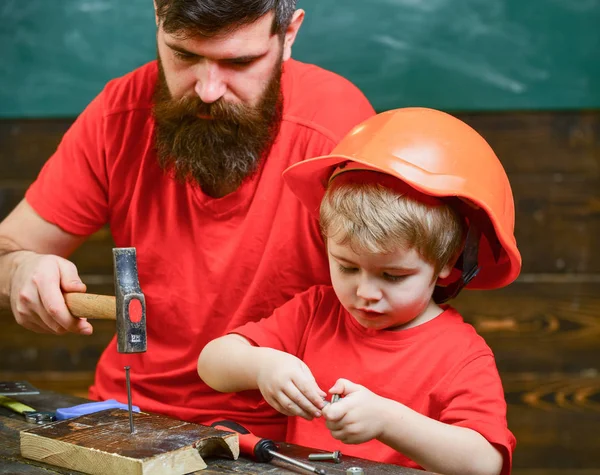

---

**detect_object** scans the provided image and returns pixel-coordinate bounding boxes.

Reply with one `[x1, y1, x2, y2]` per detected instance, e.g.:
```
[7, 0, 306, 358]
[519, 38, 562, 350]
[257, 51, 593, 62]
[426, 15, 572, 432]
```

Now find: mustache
[157, 94, 261, 126]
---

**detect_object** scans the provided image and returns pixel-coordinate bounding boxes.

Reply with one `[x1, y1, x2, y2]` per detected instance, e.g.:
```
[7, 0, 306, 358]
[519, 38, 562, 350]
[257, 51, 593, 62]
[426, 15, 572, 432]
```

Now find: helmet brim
[283, 154, 522, 290]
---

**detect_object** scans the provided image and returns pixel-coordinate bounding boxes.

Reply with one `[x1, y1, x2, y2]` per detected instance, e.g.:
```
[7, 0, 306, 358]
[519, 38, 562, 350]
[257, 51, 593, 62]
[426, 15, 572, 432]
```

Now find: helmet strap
[433, 224, 481, 304]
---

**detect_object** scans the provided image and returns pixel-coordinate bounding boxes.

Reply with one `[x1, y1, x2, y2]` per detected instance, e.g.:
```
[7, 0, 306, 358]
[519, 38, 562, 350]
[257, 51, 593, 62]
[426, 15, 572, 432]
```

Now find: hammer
[64, 247, 146, 354]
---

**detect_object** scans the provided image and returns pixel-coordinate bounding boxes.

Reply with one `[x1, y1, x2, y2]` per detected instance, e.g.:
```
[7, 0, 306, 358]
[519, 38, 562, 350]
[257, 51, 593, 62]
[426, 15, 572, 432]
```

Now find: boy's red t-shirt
[25, 59, 375, 440]
[234, 285, 515, 474]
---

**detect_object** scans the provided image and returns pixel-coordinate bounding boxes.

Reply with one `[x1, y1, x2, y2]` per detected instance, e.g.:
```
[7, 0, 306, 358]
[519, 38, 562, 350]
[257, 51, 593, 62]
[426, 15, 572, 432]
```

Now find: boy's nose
[356, 276, 383, 302]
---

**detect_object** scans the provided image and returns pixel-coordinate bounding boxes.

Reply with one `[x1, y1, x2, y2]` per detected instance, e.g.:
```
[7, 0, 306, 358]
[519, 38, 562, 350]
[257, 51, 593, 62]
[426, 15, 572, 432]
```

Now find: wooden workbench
[0, 390, 430, 475]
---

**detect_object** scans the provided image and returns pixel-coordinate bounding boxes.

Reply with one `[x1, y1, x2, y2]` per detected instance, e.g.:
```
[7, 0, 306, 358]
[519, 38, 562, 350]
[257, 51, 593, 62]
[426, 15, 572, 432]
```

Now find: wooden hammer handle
[64, 293, 116, 320]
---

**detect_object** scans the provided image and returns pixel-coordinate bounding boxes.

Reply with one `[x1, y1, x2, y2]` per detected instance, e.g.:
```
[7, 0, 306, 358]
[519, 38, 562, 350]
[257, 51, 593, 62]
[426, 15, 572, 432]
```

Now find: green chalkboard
[1, 0, 599, 117]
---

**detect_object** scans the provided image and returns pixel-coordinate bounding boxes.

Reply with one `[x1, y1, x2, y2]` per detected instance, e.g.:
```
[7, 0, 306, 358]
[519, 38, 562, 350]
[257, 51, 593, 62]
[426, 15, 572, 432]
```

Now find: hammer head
[113, 248, 147, 353]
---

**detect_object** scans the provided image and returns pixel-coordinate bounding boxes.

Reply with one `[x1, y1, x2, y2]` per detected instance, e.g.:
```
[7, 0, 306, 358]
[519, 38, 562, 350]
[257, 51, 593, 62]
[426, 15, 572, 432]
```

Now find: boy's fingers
[322, 402, 345, 422]
[284, 384, 321, 418]
[329, 378, 360, 396]
[295, 362, 326, 410]
[328, 426, 350, 443]
[295, 378, 326, 410]
[274, 392, 315, 420]
[325, 417, 344, 432]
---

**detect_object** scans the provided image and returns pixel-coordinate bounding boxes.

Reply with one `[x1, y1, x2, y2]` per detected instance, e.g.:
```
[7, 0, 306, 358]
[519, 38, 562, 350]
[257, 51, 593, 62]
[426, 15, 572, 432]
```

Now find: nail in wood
[125, 366, 134, 434]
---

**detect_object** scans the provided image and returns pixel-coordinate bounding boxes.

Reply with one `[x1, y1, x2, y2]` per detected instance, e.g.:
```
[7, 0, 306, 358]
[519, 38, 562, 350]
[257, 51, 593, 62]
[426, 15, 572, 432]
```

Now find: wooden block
[20, 409, 239, 475]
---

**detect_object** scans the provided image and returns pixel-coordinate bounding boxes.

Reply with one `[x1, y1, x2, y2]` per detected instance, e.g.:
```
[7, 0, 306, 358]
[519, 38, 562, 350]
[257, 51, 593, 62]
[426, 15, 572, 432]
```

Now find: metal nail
[346, 467, 364, 475]
[125, 366, 134, 434]
[331, 394, 341, 404]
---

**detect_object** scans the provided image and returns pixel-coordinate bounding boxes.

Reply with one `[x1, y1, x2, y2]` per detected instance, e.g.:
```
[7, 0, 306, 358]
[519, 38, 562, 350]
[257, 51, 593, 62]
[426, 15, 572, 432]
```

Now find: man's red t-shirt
[25, 59, 375, 440]
[234, 286, 515, 474]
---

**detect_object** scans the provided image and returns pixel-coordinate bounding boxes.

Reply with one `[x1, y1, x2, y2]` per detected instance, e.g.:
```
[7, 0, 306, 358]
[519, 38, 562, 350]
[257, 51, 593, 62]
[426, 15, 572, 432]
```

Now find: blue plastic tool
[55, 399, 140, 421]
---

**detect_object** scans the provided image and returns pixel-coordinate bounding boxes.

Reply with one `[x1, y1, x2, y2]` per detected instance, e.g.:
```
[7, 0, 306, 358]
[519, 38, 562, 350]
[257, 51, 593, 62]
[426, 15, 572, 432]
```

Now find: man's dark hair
[155, 0, 297, 38]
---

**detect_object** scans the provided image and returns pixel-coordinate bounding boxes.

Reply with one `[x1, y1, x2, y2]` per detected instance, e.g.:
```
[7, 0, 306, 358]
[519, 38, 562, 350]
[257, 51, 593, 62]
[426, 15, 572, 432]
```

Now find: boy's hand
[322, 378, 387, 444]
[256, 351, 327, 420]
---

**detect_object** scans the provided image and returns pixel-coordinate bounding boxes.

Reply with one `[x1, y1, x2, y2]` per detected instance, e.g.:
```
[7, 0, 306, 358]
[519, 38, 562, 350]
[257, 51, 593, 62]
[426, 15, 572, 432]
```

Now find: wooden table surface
[0, 389, 430, 475]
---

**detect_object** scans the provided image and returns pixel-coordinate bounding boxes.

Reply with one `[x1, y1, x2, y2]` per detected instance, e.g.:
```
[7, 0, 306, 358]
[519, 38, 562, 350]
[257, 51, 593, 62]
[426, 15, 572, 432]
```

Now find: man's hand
[322, 378, 387, 444]
[256, 351, 327, 420]
[9, 251, 92, 335]
[0, 199, 89, 335]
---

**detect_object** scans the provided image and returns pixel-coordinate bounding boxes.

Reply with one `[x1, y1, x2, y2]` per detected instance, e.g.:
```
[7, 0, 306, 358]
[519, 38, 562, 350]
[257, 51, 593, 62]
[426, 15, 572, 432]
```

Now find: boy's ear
[437, 262, 454, 280]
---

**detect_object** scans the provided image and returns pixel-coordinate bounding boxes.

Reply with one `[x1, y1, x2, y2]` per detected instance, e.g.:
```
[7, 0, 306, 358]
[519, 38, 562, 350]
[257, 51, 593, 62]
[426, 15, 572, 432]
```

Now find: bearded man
[0, 0, 374, 440]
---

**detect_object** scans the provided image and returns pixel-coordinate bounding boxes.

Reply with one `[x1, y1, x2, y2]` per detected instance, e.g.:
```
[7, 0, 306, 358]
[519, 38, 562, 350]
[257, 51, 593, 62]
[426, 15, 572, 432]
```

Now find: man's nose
[194, 62, 226, 104]
[356, 275, 383, 302]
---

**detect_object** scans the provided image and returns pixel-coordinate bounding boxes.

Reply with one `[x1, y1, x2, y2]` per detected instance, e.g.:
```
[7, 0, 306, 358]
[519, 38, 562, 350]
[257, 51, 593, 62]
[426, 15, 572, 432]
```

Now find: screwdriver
[212, 420, 327, 475]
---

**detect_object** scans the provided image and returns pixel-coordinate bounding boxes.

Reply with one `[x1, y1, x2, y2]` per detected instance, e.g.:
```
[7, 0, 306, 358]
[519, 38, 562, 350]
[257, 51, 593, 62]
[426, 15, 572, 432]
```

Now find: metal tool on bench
[64, 247, 146, 354]
[0, 395, 140, 424]
[212, 420, 328, 475]
[0, 382, 47, 422]
[0, 396, 56, 424]
[0, 381, 40, 396]
[308, 451, 342, 463]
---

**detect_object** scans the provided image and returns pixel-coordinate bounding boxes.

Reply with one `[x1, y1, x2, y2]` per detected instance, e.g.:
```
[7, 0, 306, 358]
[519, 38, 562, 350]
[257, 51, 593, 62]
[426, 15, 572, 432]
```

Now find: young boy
[198, 108, 521, 475]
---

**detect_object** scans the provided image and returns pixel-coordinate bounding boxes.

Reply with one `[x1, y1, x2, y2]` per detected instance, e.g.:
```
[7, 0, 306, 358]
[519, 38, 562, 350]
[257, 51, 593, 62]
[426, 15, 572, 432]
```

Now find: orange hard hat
[283, 107, 521, 296]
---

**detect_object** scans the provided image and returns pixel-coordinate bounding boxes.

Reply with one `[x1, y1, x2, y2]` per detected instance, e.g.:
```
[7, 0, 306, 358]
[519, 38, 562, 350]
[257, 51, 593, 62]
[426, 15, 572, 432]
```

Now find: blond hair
[319, 172, 465, 275]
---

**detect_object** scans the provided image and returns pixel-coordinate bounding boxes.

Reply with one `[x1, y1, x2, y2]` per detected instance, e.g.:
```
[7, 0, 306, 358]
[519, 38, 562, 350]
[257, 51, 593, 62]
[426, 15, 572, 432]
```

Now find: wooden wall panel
[505, 373, 600, 470]
[0, 184, 26, 217]
[514, 175, 600, 273]
[0, 119, 71, 181]
[459, 111, 600, 175]
[454, 282, 600, 373]
[0, 314, 114, 372]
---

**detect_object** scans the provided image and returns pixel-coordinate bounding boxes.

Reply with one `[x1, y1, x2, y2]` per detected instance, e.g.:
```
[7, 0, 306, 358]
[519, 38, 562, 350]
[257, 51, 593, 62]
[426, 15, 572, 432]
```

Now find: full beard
[152, 57, 283, 197]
